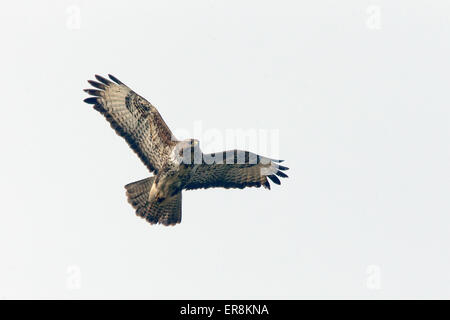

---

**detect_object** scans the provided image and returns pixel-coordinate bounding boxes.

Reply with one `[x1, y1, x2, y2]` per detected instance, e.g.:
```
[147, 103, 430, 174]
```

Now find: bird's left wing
[184, 150, 289, 190]
[84, 74, 176, 173]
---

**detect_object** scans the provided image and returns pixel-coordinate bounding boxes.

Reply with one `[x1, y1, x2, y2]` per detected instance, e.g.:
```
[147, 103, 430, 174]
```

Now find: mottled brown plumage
[84, 74, 288, 226]
[84, 74, 175, 173]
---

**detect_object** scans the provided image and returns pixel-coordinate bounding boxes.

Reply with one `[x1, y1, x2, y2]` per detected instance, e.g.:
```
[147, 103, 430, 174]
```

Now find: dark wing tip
[93, 103, 106, 112]
[83, 89, 102, 96]
[263, 180, 271, 190]
[108, 74, 123, 85]
[276, 170, 288, 178]
[83, 97, 98, 104]
[277, 165, 289, 171]
[87, 80, 106, 90]
[267, 174, 281, 185]
[95, 74, 113, 85]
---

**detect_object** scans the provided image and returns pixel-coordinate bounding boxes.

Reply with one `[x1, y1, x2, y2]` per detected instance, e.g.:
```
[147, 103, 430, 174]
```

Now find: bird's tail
[124, 177, 182, 226]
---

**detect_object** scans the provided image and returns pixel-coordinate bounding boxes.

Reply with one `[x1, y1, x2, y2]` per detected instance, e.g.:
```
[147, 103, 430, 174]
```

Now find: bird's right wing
[84, 74, 176, 173]
[184, 150, 289, 190]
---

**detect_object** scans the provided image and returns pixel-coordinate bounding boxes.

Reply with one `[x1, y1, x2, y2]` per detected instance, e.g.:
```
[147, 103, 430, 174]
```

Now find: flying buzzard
[84, 74, 289, 226]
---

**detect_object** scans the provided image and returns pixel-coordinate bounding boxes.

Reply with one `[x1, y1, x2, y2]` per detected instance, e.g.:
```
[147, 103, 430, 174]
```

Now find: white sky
[1, 0, 449, 299]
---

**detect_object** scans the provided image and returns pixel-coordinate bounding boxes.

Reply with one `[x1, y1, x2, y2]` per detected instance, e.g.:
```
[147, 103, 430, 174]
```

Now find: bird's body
[84, 74, 288, 226]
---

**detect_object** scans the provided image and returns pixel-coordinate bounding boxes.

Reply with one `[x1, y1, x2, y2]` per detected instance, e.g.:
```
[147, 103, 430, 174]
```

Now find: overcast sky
[1, 0, 449, 299]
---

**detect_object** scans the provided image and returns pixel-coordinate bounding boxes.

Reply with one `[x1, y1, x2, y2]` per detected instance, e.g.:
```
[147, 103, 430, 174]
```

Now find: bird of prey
[84, 74, 289, 226]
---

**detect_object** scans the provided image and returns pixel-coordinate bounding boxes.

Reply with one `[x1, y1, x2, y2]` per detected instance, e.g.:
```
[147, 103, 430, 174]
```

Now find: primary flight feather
[84, 74, 289, 226]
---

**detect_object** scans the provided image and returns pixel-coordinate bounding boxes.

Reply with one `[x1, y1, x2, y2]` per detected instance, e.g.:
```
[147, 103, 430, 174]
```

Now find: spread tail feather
[124, 177, 182, 226]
